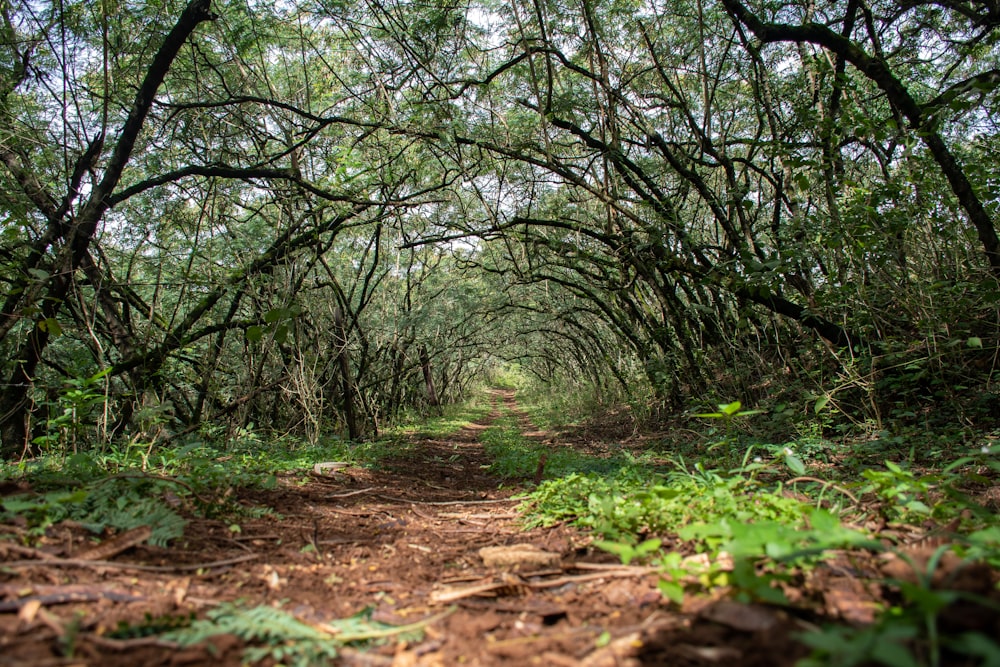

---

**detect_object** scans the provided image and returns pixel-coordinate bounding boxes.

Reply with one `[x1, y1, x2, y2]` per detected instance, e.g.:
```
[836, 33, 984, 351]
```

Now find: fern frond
[165, 603, 339, 667]
[163, 603, 454, 667]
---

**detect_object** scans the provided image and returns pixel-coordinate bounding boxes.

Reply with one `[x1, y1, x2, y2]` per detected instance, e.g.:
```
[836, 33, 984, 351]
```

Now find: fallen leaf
[701, 599, 778, 632]
[479, 544, 560, 568]
[17, 598, 42, 623]
[74, 525, 152, 561]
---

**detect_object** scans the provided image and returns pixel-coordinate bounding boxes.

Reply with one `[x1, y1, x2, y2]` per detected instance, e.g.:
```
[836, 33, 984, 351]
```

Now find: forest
[1, 0, 1000, 664]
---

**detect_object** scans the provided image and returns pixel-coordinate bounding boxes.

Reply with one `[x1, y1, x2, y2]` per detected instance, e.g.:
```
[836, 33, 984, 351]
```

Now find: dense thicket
[1, 0, 998, 458]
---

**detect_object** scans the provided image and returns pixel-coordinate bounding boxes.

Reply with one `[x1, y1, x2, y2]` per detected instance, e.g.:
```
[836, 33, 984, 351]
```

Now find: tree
[0, 0, 218, 456]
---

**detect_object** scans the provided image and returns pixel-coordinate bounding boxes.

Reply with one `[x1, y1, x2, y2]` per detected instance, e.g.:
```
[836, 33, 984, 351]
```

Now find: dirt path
[0, 390, 807, 666]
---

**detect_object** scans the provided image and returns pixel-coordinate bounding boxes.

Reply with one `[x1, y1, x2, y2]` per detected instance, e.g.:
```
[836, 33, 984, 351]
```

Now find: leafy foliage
[513, 383, 1000, 665]
[165, 603, 342, 667]
[0, 477, 187, 547]
[480, 414, 642, 481]
[2, 0, 1000, 661]
[522, 459, 809, 541]
[164, 602, 442, 667]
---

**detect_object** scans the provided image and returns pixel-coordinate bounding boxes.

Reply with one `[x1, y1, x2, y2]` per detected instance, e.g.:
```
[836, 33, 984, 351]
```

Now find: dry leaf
[479, 544, 559, 568]
[824, 586, 878, 624]
[314, 462, 350, 475]
[17, 598, 42, 624]
[74, 525, 152, 561]
[701, 599, 778, 632]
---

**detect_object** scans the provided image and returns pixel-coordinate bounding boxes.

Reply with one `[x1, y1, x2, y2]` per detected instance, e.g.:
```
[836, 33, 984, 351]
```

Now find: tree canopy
[1, 0, 998, 457]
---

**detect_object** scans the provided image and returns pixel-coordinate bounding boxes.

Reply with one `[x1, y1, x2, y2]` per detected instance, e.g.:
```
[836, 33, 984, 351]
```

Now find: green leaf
[871, 638, 920, 667]
[658, 579, 684, 605]
[89, 367, 113, 382]
[967, 526, 1000, 546]
[635, 538, 662, 556]
[808, 508, 838, 533]
[593, 539, 636, 565]
[246, 325, 264, 343]
[952, 632, 1000, 663]
[784, 453, 806, 475]
[263, 308, 286, 324]
[967, 336, 984, 348]
[37, 318, 62, 337]
[903, 499, 932, 515]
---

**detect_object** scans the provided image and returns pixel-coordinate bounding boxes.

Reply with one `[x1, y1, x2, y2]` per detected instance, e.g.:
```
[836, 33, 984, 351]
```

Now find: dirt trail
[0, 390, 807, 666]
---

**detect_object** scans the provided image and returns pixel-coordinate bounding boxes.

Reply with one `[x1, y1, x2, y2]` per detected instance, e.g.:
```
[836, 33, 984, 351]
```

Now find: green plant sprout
[593, 537, 662, 565]
[33, 368, 112, 454]
[694, 401, 765, 421]
[694, 401, 765, 455]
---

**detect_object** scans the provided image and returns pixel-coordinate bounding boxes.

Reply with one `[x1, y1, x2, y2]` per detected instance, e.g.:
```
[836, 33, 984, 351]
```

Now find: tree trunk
[419, 344, 441, 413]
[334, 307, 361, 440]
[0, 0, 216, 460]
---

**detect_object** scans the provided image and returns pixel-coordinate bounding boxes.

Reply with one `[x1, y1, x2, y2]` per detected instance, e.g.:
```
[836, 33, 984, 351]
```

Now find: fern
[1, 477, 187, 546]
[0, 490, 86, 531]
[77, 478, 188, 546]
[97, 496, 187, 547]
[165, 604, 339, 667]
[163, 603, 442, 667]
[107, 612, 196, 639]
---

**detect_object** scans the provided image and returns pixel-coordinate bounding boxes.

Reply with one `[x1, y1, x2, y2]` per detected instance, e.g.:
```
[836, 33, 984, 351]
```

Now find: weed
[592, 537, 662, 565]
[0, 475, 188, 546]
[163, 602, 453, 667]
[522, 460, 809, 543]
[386, 401, 492, 440]
[107, 612, 196, 639]
[479, 406, 646, 481]
[514, 380, 612, 431]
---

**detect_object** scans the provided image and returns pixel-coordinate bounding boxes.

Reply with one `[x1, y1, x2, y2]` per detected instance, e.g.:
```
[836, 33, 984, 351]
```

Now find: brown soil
[1, 390, 988, 666]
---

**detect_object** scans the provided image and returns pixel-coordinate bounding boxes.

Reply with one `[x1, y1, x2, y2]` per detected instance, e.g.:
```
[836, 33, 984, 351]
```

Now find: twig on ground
[326, 487, 378, 499]
[0, 542, 58, 560]
[377, 495, 520, 506]
[316, 605, 457, 641]
[324, 507, 376, 517]
[1, 553, 260, 573]
[408, 505, 439, 522]
[74, 525, 151, 561]
[430, 567, 657, 602]
[524, 567, 658, 589]
[84, 634, 180, 650]
[0, 590, 147, 612]
[786, 476, 861, 505]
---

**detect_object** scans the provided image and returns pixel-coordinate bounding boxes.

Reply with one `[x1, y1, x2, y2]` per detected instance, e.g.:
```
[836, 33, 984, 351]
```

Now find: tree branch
[720, 0, 1000, 279]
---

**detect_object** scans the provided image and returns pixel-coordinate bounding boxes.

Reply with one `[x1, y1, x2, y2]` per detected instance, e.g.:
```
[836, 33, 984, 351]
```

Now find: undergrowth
[0, 393, 493, 548]
[479, 415, 640, 479]
[350, 399, 493, 467]
[0, 394, 487, 666]
[513, 379, 615, 431]
[0, 476, 188, 547]
[506, 386, 1000, 667]
[379, 400, 492, 441]
[162, 602, 451, 667]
